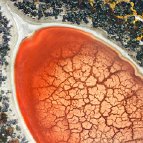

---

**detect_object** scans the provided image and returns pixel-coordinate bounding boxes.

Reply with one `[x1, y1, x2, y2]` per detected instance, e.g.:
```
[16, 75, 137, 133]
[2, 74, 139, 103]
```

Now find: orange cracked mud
[15, 27, 143, 143]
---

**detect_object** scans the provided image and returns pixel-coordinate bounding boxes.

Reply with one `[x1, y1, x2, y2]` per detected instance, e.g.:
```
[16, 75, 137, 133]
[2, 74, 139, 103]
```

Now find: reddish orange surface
[15, 27, 143, 143]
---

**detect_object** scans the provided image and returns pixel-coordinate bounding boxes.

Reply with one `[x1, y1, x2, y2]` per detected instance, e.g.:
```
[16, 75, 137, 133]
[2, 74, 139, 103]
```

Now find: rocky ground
[0, 4, 28, 143]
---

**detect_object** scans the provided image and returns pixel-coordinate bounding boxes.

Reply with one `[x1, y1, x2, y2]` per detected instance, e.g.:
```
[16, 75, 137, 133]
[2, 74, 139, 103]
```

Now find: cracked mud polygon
[15, 27, 143, 143]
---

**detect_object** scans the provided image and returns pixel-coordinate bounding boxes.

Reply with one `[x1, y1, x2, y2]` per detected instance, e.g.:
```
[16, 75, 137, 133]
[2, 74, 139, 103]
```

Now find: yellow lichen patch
[104, 0, 143, 44]
[103, 0, 141, 20]
[137, 35, 143, 41]
[89, 0, 94, 6]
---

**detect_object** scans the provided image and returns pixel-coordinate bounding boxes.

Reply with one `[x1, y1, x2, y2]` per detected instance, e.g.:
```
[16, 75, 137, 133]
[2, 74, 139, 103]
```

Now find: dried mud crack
[15, 27, 143, 143]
